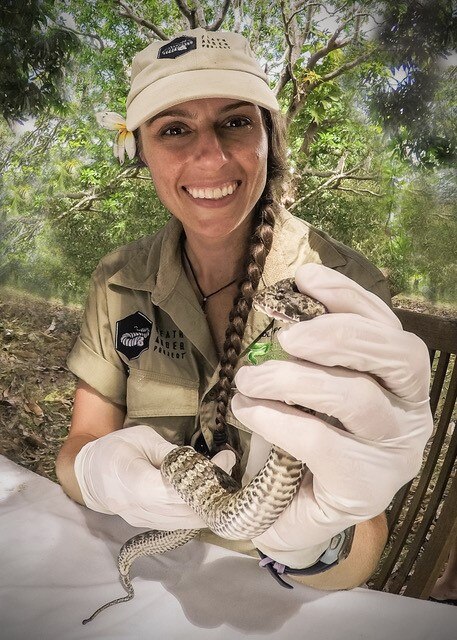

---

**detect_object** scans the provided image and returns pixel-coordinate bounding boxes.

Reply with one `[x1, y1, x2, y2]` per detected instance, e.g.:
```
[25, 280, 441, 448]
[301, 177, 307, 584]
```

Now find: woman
[56, 28, 433, 590]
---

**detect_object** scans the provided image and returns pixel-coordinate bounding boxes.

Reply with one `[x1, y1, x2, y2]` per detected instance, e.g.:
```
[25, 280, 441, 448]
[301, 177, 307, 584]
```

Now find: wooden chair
[369, 308, 457, 598]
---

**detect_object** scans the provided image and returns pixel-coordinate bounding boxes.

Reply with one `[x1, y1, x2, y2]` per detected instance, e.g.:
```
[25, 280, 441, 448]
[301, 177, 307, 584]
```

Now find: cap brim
[126, 69, 279, 131]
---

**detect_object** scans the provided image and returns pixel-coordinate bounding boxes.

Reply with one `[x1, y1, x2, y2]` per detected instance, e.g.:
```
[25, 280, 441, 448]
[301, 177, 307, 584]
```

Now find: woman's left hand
[231, 264, 433, 568]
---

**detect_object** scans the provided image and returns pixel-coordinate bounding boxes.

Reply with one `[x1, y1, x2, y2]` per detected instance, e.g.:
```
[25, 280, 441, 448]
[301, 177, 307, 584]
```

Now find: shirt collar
[107, 216, 183, 296]
[107, 207, 347, 295]
[261, 206, 347, 287]
[107, 207, 348, 367]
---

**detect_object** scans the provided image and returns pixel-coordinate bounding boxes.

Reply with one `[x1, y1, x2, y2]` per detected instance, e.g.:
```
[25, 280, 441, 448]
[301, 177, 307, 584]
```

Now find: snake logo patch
[116, 311, 152, 360]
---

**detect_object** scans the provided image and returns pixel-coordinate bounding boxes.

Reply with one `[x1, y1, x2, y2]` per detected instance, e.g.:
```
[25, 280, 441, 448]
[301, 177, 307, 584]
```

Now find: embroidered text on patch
[153, 327, 186, 359]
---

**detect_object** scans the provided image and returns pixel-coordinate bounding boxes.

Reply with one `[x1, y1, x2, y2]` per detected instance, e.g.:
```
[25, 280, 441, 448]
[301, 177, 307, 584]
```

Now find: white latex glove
[74, 424, 236, 529]
[232, 263, 433, 568]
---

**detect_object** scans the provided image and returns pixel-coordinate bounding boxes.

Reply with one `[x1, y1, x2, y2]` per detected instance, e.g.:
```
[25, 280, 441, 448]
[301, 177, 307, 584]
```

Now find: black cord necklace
[182, 245, 239, 311]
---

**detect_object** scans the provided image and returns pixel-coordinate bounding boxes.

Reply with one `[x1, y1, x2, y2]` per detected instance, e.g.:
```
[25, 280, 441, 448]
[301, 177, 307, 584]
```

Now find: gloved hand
[74, 424, 236, 529]
[232, 263, 433, 568]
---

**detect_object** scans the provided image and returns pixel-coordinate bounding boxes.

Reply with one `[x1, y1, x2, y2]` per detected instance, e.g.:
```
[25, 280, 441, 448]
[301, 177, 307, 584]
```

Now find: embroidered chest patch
[115, 311, 152, 360]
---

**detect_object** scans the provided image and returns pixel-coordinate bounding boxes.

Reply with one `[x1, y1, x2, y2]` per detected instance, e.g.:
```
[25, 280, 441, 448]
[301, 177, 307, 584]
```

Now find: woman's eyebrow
[219, 100, 254, 113]
[146, 108, 195, 126]
[146, 101, 256, 126]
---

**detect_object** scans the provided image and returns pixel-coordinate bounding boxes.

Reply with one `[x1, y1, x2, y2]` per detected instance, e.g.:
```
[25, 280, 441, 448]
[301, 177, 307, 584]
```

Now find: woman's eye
[224, 116, 251, 128]
[162, 125, 187, 136]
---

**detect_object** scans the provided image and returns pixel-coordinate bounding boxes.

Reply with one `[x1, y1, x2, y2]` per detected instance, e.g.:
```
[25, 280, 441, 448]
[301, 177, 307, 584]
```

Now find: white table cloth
[0, 454, 455, 640]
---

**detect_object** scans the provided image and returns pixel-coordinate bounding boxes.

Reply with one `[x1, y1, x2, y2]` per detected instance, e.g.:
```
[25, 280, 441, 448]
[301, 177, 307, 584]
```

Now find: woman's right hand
[74, 424, 236, 530]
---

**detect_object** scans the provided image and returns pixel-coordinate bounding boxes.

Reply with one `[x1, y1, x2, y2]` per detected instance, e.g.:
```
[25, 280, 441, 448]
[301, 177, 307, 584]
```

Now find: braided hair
[212, 109, 288, 461]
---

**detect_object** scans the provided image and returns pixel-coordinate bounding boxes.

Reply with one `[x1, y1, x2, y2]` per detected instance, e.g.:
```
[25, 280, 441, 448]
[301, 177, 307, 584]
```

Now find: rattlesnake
[83, 279, 326, 624]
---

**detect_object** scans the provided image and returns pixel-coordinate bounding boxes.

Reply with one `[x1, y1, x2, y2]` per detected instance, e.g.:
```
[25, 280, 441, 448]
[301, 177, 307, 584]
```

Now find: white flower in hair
[95, 111, 136, 164]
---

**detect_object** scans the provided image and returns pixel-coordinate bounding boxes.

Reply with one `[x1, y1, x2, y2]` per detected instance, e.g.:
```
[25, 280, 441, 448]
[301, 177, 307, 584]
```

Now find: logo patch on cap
[158, 36, 196, 59]
[116, 311, 152, 360]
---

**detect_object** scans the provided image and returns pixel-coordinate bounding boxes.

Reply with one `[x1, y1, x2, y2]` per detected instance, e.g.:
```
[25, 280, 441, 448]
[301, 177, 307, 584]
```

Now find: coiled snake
[83, 279, 326, 624]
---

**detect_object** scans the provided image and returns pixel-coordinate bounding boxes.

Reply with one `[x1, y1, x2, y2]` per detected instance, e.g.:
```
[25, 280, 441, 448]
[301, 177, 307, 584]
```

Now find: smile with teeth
[184, 181, 239, 200]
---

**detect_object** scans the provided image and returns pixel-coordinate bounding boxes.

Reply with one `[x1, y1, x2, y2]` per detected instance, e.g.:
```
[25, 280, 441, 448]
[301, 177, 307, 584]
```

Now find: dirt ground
[0, 285, 455, 483]
[0, 287, 82, 481]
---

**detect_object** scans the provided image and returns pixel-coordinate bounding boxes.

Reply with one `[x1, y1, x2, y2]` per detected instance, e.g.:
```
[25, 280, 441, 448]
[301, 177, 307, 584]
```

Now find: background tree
[370, 0, 457, 164]
[1, 0, 455, 303]
[0, 0, 80, 123]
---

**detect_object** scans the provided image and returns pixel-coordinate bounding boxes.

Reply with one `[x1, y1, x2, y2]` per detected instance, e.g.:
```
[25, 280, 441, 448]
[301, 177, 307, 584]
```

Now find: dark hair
[212, 109, 288, 466]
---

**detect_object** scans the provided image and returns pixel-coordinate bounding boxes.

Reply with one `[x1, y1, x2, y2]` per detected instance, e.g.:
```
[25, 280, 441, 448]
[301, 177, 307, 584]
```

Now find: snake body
[83, 279, 326, 624]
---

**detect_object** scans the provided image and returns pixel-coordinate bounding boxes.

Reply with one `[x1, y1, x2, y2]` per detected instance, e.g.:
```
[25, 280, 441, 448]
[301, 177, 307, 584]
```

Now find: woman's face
[139, 98, 268, 241]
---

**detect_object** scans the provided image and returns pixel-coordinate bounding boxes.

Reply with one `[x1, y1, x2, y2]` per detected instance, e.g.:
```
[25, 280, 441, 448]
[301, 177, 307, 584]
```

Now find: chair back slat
[370, 308, 457, 597]
[438, 357, 457, 430]
[387, 417, 457, 593]
[404, 474, 457, 598]
[395, 308, 457, 352]
[430, 351, 451, 416]
[386, 480, 412, 533]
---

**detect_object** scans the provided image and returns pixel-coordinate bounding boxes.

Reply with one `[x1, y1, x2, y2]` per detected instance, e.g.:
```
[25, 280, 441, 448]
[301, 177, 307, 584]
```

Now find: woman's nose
[193, 128, 229, 168]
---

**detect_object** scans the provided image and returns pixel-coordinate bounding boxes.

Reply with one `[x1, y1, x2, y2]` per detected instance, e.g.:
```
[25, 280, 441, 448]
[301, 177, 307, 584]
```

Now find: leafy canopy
[1, 1, 456, 303]
[0, 1, 80, 122]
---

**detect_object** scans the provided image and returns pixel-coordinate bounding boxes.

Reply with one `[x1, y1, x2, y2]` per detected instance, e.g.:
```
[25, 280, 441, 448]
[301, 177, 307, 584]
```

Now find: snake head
[253, 278, 326, 323]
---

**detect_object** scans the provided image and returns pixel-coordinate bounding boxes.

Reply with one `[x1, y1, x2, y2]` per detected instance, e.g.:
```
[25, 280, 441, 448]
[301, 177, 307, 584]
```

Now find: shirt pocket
[126, 368, 199, 418]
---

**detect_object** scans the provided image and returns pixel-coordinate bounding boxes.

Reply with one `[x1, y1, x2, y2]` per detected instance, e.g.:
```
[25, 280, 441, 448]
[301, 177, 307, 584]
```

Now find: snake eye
[275, 292, 285, 300]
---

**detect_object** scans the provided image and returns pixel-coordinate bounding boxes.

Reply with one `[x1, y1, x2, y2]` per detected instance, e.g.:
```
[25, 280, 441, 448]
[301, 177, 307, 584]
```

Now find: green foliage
[392, 169, 457, 301]
[53, 178, 170, 292]
[369, 0, 457, 164]
[0, 0, 80, 122]
[0, 0, 455, 305]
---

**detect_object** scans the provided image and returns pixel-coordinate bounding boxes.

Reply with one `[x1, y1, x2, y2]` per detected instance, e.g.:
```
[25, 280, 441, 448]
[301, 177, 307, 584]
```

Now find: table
[0, 455, 455, 640]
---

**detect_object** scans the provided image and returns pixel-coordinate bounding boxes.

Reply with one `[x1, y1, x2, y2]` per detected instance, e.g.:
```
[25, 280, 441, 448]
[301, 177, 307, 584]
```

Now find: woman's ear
[134, 129, 147, 167]
[138, 151, 147, 167]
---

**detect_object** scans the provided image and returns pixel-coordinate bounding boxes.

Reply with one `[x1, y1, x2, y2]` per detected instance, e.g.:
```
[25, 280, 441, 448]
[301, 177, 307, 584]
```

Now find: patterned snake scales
[83, 279, 326, 624]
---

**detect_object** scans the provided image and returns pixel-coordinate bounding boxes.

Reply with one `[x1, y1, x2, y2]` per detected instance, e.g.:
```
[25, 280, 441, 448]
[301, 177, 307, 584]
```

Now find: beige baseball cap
[126, 28, 279, 131]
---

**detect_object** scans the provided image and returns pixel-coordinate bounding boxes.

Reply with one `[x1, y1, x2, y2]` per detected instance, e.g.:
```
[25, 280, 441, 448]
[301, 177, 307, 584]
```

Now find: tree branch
[192, 0, 207, 27]
[274, 64, 292, 98]
[284, 9, 374, 120]
[174, 0, 197, 28]
[302, 11, 371, 72]
[299, 121, 319, 156]
[53, 22, 106, 51]
[279, 0, 299, 100]
[209, 0, 232, 30]
[116, 0, 168, 40]
[336, 186, 383, 197]
[275, 1, 319, 98]
[58, 167, 142, 218]
[306, 27, 344, 70]
[288, 158, 379, 210]
[288, 47, 374, 121]
[319, 50, 373, 83]
[1, 121, 62, 174]
[301, 168, 377, 180]
[286, 2, 321, 29]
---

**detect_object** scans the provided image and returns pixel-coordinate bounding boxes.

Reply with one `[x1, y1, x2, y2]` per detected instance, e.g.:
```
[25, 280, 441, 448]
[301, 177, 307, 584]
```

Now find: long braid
[213, 195, 276, 460]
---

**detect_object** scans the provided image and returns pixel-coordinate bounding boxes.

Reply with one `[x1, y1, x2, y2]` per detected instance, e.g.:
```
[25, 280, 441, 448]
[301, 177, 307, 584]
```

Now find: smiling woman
[56, 27, 432, 599]
[138, 98, 268, 243]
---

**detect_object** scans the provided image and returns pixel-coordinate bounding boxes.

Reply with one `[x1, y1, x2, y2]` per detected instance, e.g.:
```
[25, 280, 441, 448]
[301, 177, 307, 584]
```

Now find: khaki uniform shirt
[67, 207, 390, 555]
